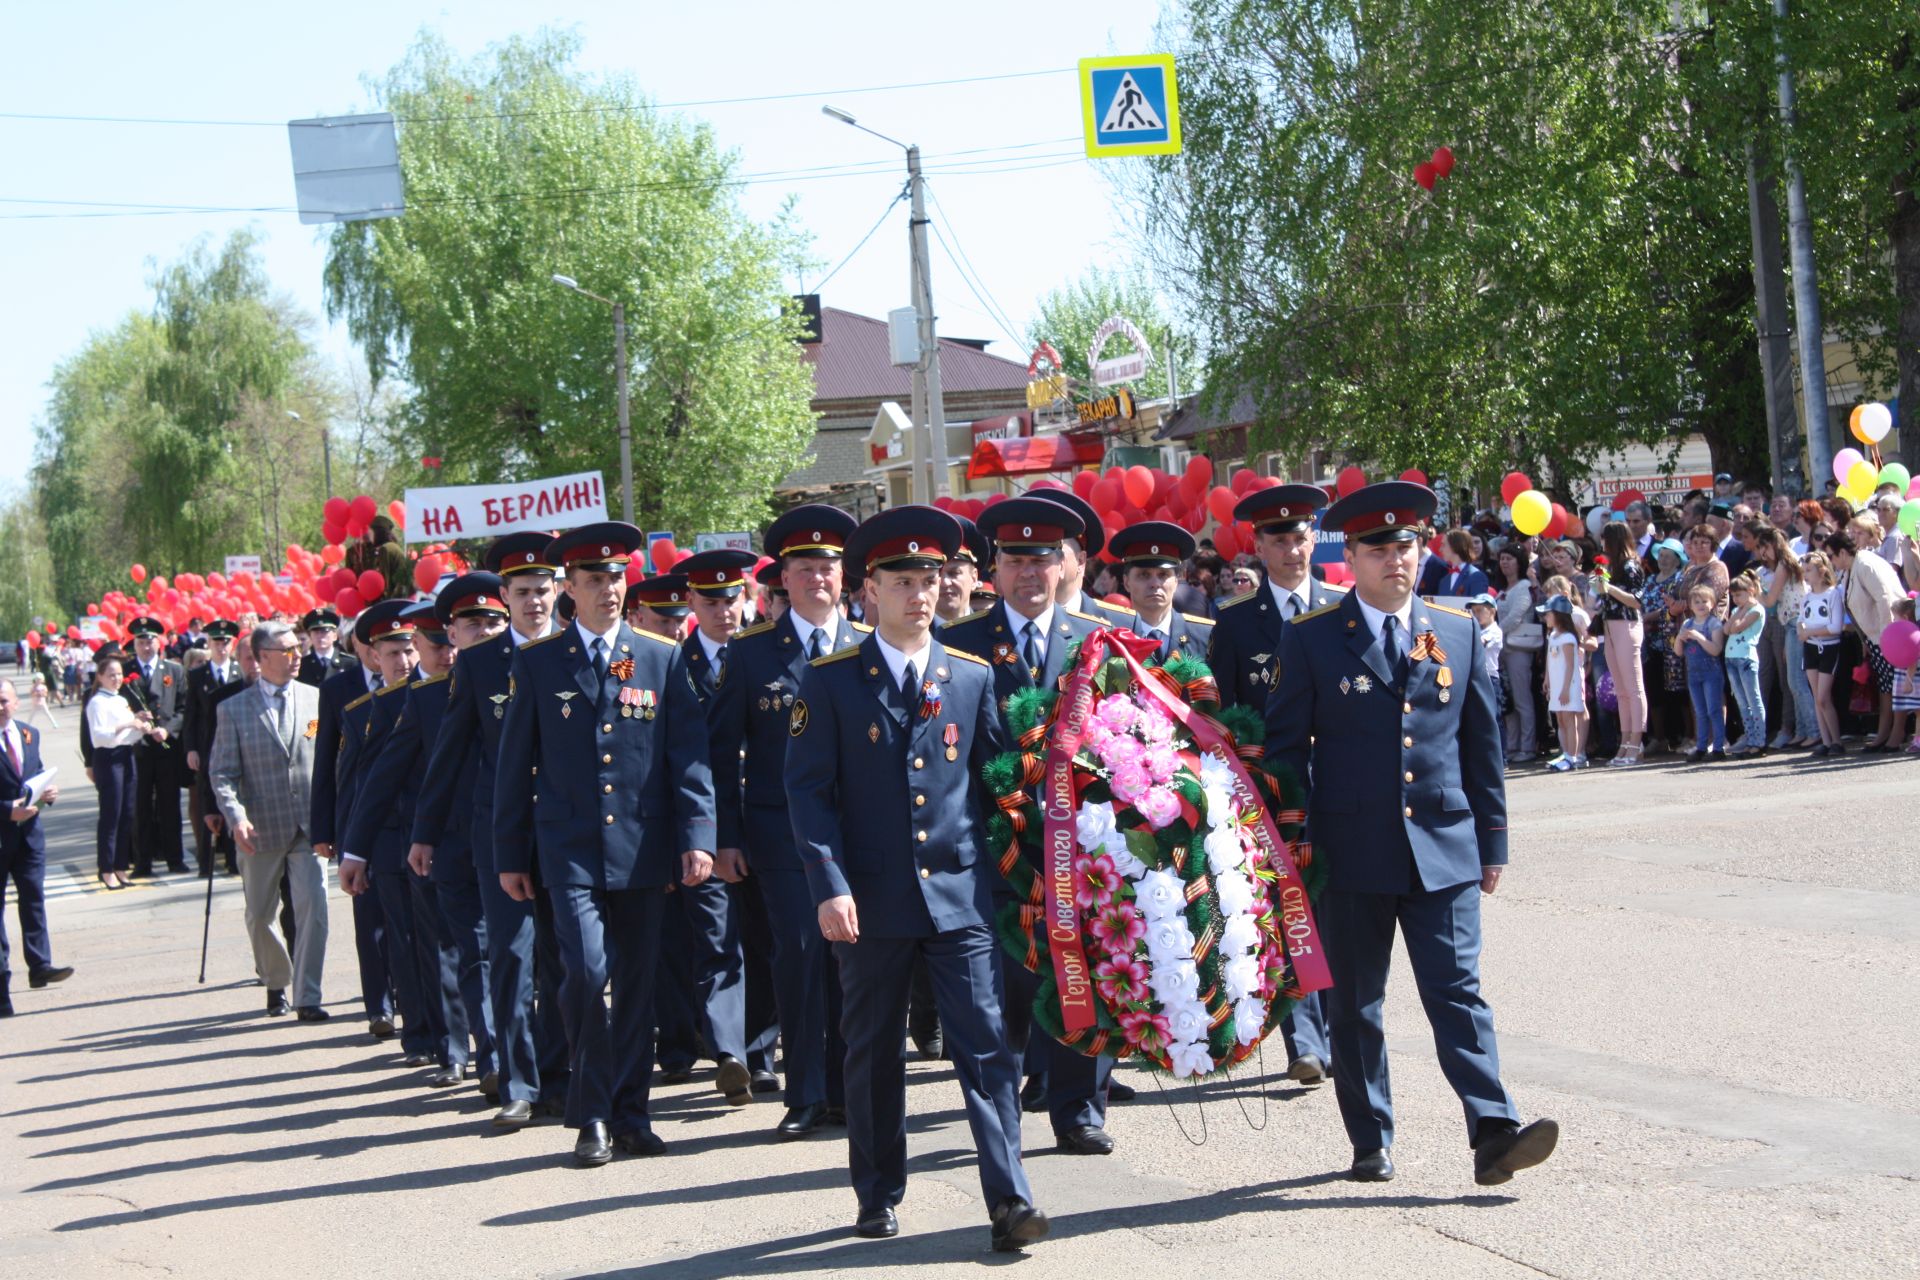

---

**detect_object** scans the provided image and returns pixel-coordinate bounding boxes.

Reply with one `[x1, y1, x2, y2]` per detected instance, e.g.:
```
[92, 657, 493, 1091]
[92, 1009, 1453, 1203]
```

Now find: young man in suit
[1211, 485, 1350, 717]
[297, 608, 361, 687]
[1, 679, 71, 1016]
[124, 617, 188, 877]
[183, 619, 242, 876]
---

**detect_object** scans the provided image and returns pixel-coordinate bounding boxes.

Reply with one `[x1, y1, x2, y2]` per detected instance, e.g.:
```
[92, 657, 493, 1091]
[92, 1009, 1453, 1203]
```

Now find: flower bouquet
[981, 628, 1330, 1079]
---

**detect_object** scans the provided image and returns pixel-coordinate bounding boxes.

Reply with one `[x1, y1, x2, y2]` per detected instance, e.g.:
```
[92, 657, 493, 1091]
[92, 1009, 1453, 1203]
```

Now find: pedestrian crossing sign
[1080, 55, 1181, 159]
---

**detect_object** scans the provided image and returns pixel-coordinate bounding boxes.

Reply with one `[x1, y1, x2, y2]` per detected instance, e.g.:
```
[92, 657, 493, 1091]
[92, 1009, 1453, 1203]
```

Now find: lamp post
[551, 273, 634, 522]
[822, 105, 950, 501]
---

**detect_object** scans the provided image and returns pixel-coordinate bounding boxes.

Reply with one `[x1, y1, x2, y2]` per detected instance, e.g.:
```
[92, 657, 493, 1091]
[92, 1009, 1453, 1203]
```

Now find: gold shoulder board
[810, 647, 862, 668]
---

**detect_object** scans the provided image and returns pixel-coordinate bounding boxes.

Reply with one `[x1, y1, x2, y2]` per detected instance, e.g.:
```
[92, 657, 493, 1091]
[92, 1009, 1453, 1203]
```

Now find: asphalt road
[2, 704, 1916, 1278]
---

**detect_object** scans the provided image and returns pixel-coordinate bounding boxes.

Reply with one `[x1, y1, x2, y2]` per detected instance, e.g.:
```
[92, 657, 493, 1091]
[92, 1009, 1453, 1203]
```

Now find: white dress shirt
[86, 690, 145, 748]
[1267, 579, 1312, 620]
[874, 630, 933, 691]
[1352, 593, 1415, 647]
[788, 610, 833, 660]
[697, 628, 728, 667]
[1002, 601, 1056, 663]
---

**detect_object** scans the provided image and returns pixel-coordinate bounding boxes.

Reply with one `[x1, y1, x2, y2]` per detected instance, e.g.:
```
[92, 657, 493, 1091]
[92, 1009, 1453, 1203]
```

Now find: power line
[806, 187, 908, 295]
[924, 185, 1027, 347]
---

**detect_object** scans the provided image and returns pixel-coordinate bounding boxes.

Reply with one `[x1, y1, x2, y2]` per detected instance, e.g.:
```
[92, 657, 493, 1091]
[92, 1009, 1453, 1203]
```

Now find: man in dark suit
[1266, 480, 1558, 1187]
[708, 505, 865, 1137]
[1211, 485, 1350, 719]
[296, 608, 360, 688]
[493, 522, 717, 1167]
[183, 619, 242, 876]
[787, 505, 1049, 1252]
[942, 498, 1113, 1155]
[123, 617, 188, 877]
[413, 540, 570, 1128]
[1419, 530, 1492, 600]
[2, 680, 72, 1016]
[1108, 521, 1213, 661]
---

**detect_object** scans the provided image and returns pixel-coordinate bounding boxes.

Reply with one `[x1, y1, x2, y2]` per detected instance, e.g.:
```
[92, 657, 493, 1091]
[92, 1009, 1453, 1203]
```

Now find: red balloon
[1547, 503, 1571, 539]
[624, 561, 648, 587]
[323, 497, 350, 524]
[321, 543, 345, 565]
[1186, 455, 1213, 491]
[23, 631, 40, 649]
[1089, 480, 1120, 515]
[1100, 511, 1126, 540]
[208, 572, 228, 590]
[1230, 468, 1256, 495]
[1500, 471, 1532, 504]
[1336, 465, 1368, 498]
[650, 540, 678, 571]
[1400, 468, 1428, 485]
[416, 556, 447, 593]
[86, 603, 100, 615]
[983, 492, 1008, 506]
[1214, 526, 1240, 559]
[673, 548, 697, 568]
[130, 564, 147, 584]
[352, 570, 384, 599]
[350, 494, 378, 522]
[334, 587, 365, 618]
[1151, 470, 1175, 506]
[931, 496, 952, 511]
[1432, 145, 1455, 177]
[1072, 470, 1099, 498]
[387, 499, 406, 528]
[1611, 488, 1646, 512]
[332, 566, 358, 593]
[1414, 161, 1437, 190]
[1027, 478, 1065, 492]
[1206, 486, 1238, 525]
[345, 515, 370, 540]
[1123, 465, 1155, 509]
[66, 625, 80, 640]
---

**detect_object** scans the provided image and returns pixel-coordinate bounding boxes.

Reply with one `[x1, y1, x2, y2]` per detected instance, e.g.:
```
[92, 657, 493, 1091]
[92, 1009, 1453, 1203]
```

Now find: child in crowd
[1539, 593, 1588, 771]
[26, 671, 58, 728]
[1468, 591, 1503, 715]
[1798, 552, 1846, 757]
[1723, 573, 1768, 757]
[1889, 596, 1918, 753]
[1676, 583, 1727, 762]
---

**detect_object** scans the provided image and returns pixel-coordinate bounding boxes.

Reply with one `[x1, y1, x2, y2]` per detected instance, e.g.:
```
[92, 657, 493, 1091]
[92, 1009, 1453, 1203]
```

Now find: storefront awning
[967, 432, 1104, 478]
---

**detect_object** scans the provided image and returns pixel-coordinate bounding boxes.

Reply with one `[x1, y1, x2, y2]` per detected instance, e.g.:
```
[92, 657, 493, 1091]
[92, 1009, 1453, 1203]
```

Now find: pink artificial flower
[1137, 786, 1182, 830]
[1144, 743, 1179, 783]
[1074, 853, 1121, 912]
[1119, 1008, 1172, 1055]
[1111, 761, 1151, 803]
[1095, 697, 1139, 734]
[1095, 955, 1150, 1005]
[1090, 901, 1146, 951]
[1102, 735, 1148, 770]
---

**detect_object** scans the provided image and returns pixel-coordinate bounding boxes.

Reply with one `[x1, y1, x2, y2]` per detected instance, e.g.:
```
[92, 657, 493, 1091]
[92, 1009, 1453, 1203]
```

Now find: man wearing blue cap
[1265, 481, 1558, 1187]
[414, 537, 570, 1127]
[787, 505, 1049, 1252]
[709, 505, 866, 1138]
[494, 522, 717, 1166]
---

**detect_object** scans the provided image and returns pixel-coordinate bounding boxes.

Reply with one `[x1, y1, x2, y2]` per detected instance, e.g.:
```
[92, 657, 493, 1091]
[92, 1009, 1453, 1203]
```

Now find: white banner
[404, 471, 608, 544]
[224, 554, 262, 578]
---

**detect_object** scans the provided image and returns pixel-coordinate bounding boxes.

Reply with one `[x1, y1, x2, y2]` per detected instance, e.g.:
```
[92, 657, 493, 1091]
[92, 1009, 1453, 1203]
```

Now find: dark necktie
[5, 731, 20, 776]
[591, 637, 609, 681]
[1284, 593, 1300, 621]
[901, 659, 920, 714]
[1022, 621, 1042, 675]
[714, 644, 728, 680]
[1382, 615, 1408, 687]
[1147, 627, 1168, 661]
[807, 629, 825, 661]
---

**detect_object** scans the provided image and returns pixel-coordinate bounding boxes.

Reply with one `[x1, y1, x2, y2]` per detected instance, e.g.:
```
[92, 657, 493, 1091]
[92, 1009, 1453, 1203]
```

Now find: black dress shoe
[659, 1065, 694, 1085]
[478, 1072, 500, 1100]
[1107, 1080, 1136, 1103]
[493, 1099, 533, 1127]
[1055, 1124, 1115, 1155]
[403, 1051, 436, 1067]
[266, 989, 291, 1017]
[613, 1129, 665, 1156]
[0, 998, 12, 1018]
[1350, 1148, 1395, 1182]
[369, 1017, 396, 1039]
[1473, 1118, 1560, 1185]
[296, 1006, 330, 1022]
[776, 1102, 827, 1138]
[821, 1104, 847, 1126]
[28, 966, 74, 989]
[1020, 1076, 1048, 1113]
[855, 1205, 899, 1238]
[167, 862, 190, 874]
[534, 1097, 568, 1119]
[1286, 1054, 1328, 1086]
[750, 1069, 780, 1095]
[426, 1066, 463, 1087]
[911, 1028, 944, 1060]
[574, 1121, 613, 1166]
[989, 1197, 1050, 1252]
[716, 1055, 752, 1107]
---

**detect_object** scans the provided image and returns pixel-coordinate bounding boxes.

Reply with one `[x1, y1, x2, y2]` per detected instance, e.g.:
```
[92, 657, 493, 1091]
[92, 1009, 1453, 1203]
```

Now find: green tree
[323, 30, 819, 536]
[1026, 267, 1203, 403]
[0, 492, 60, 641]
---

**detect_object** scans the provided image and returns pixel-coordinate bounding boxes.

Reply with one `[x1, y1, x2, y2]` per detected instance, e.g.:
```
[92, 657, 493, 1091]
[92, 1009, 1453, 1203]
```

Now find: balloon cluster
[1848, 402, 1893, 447]
[1413, 145, 1456, 191]
[321, 494, 406, 545]
[622, 539, 698, 587]
[1832, 447, 1914, 509]
[1501, 471, 1576, 540]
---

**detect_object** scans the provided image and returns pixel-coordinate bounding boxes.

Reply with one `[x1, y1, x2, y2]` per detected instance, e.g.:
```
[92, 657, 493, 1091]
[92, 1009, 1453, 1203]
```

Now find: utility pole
[1745, 142, 1803, 497]
[1774, 0, 1834, 490]
[906, 144, 950, 501]
[613, 300, 634, 524]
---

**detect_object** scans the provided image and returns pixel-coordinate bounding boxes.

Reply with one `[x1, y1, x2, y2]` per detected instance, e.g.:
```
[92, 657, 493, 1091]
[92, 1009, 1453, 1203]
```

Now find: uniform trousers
[1321, 880, 1517, 1152]
[477, 873, 571, 1105]
[838, 925, 1031, 1214]
[999, 947, 1111, 1134]
[0, 838, 52, 978]
[1282, 991, 1332, 1065]
[93, 745, 136, 876]
[131, 742, 183, 873]
[654, 877, 747, 1066]
[755, 864, 844, 1108]
[549, 884, 664, 1135]
[351, 881, 392, 1023]
[730, 873, 780, 1076]
[429, 877, 494, 1077]
[372, 869, 438, 1056]
[240, 838, 328, 1008]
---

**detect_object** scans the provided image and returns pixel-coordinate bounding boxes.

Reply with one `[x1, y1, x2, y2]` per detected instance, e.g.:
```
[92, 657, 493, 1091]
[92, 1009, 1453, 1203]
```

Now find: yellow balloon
[1847, 460, 1878, 494]
[1836, 484, 1864, 509]
[1511, 489, 1552, 536]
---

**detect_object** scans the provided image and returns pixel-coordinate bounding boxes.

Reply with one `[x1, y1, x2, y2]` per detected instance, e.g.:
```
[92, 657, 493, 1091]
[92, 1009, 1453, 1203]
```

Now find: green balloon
[1901, 499, 1920, 538]
[1878, 462, 1911, 494]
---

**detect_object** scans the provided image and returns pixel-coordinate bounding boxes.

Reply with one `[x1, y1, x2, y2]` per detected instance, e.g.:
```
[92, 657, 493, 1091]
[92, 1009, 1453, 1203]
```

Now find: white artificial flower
[1145, 918, 1197, 968]
[1234, 997, 1268, 1045]
[1147, 959, 1201, 1008]
[1199, 750, 1236, 792]
[1075, 800, 1119, 852]
[1135, 868, 1187, 921]
[1222, 954, 1261, 1002]
[1215, 869, 1256, 918]
[1166, 1000, 1212, 1043]
[1220, 913, 1262, 955]
[1203, 822, 1246, 874]
[1167, 1039, 1215, 1078]
[1102, 833, 1147, 879]
[1200, 782, 1235, 823]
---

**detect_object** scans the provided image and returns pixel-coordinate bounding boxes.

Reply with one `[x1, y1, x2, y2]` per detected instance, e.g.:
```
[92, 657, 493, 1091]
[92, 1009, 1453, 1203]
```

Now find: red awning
[967, 432, 1103, 478]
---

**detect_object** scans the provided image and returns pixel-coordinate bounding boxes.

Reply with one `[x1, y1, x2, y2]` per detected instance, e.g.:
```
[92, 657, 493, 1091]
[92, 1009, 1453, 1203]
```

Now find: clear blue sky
[0, 0, 1167, 493]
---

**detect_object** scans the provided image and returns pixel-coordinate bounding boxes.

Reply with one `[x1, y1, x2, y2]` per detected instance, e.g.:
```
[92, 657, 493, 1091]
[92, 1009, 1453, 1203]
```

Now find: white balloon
[1861, 402, 1893, 443]
[1584, 506, 1608, 538]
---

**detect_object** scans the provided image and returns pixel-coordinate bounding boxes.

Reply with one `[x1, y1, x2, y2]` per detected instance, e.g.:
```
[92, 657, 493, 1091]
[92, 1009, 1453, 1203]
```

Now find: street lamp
[552, 272, 634, 522]
[821, 105, 950, 501]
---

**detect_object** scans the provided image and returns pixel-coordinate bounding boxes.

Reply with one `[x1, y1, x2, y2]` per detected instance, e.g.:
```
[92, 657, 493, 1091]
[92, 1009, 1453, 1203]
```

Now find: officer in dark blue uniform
[334, 600, 437, 1067]
[788, 505, 1049, 1252]
[312, 612, 393, 1038]
[494, 522, 716, 1167]
[1107, 521, 1214, 660]
[625, 573, 691, 639]
[933, 514, 989, 631]
[1026, 487, 1130, 624]
[708, 505, 865, 1138]
[753, 559, 787, 622]
[941, 498, 1116, 1154]
[1266, 481, 1558, 1186]
[415, 538, 573, 1127]
[297, 608, 361, 688]
[346, 599, 493, 1088]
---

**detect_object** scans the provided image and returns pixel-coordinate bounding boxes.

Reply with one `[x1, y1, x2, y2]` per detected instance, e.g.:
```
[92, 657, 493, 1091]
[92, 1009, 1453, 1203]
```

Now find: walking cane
[197, 857, 215, 983]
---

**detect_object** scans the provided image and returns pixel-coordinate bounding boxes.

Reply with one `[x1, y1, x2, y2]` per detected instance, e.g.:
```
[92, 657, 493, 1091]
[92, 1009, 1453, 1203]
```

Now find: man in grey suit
[210, 622, 331, 1021]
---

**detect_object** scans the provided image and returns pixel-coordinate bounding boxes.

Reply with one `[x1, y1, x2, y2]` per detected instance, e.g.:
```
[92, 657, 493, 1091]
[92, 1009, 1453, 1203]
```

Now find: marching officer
[625, 573, 691, 640]
[707, 504, 865, 1139]
[123, 617, 188, 878]
[1026, 488, 1129, 624]
[297, 607, 361, 687]
[1265, 481, 1557, 1186]
[942, 498, 1116, 1153]
[933, 515, 988, 629]
[413, 538, 569, 1127]
[1210, 485, 1347, 1084]
[1107, 521, 1213, 660]
[493, 522, 717, 1167]
[787, 504, 1048, 1251]
[754, 560, 788, 623]
[182, 619, 242, 876]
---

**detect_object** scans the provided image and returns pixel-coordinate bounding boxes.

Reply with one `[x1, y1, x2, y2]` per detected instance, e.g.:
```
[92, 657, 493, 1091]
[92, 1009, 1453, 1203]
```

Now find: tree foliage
[1025, 267, 1203, 403]
[323, 30, 819, 536]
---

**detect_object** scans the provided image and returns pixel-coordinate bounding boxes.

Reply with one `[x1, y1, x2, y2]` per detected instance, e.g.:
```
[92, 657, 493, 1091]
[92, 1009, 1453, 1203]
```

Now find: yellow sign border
[1079, 54, 1182, 159]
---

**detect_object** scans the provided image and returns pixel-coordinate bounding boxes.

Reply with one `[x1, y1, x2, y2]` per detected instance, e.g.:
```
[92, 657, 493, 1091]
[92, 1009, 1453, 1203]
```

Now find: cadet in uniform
[297, 608, 361, 687]
[312, 622, 392, 1037]
[1211, 484, 1347, 1084]
[413, 539, 569, 1127]
[788, 505, 1049, 1251]
[1026, 488, 1129, 625]
[493, 523, 716, 1167]
[932, 515, 987, 629]
[1265, 481, 1558, 1186]
[625, 573, 691, 639]
[182, 619, 242, 877]
[1107, 521, 1214, 660]
[941, 498, 1116, 1154]
[123, 617, 188, 878]
[708, 505, 865, 1138]
[334, 600, 435, 1067]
